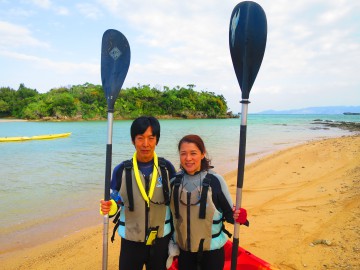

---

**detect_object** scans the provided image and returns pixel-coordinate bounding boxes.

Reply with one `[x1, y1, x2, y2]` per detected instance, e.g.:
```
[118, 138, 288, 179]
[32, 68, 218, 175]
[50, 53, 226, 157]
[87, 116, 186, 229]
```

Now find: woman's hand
[233, 207, 248, 225]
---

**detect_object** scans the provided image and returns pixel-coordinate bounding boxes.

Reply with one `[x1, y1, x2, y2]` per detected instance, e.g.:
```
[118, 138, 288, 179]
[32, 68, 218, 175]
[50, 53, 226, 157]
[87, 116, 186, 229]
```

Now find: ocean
[0, 114, 358, 253]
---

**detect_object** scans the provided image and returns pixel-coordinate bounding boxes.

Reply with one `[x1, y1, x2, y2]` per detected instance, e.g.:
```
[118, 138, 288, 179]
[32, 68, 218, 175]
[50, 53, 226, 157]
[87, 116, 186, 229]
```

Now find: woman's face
[179, 142, 205, 175]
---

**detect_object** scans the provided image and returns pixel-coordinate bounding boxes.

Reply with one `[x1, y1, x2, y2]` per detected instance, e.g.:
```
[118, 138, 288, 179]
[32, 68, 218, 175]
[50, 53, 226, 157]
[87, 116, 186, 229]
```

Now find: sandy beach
[1, 134, 359, 270]
[0, 119, 28, 123]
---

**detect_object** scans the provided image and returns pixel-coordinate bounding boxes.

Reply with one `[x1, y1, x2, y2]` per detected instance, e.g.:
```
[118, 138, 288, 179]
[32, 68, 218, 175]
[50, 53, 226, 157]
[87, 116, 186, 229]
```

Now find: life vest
[111, 157, 172, 243]
[170, 172, 231, 252]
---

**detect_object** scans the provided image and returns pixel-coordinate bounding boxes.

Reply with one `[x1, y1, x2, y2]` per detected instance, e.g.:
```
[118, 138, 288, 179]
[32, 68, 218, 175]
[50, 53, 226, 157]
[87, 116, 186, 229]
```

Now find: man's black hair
[130, 116, 160, 144]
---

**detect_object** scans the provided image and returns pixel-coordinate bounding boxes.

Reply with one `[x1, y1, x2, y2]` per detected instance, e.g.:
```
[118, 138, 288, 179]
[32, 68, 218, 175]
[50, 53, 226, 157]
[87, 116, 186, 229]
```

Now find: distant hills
[257, 106, 360, 115]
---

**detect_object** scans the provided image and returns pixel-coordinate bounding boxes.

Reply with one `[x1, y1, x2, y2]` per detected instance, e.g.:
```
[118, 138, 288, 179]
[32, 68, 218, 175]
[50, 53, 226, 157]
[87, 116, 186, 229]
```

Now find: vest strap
[173, 176, 182, 219]
[124, 160, 134, 211]
[132, 152, 159, 207]
[111, 210, 121, 242]
[199, 174, 213, 219]
[212, 218, 222, 224]
[222, 225, 232, 238]
[165, 218, 171, 224]
[158, 157, 170, 205]
[211, 223, 232, 239]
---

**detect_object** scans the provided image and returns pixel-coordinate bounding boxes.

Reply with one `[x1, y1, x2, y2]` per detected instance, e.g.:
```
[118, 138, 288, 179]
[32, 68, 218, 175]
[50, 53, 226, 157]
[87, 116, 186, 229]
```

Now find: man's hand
[100, 199, 113, 215]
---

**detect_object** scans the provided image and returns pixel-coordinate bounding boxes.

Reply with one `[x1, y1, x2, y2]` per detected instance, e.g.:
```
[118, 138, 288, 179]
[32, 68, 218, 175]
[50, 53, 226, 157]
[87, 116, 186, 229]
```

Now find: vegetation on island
[0, 83, 236, 120]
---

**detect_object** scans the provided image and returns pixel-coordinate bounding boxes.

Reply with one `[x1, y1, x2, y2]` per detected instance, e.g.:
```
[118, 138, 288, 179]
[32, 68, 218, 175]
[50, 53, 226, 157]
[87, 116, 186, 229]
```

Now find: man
[100, 116, 176, 270]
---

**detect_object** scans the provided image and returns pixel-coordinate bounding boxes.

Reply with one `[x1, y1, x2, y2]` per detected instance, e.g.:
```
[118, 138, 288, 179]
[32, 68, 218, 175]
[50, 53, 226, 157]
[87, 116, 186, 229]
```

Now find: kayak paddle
[101, 29, 131, 270]
[229, 2, 267, 269]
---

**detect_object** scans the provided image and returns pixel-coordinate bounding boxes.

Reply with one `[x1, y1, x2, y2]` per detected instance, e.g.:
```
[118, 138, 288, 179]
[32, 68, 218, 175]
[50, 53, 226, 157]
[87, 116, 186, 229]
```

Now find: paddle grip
[104, 144, 112, 201]
[237, 125, 247, 189]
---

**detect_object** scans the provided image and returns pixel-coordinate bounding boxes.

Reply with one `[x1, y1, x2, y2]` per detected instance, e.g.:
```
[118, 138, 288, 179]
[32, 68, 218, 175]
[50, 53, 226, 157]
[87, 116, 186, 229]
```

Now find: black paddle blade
[101, 29, 131, 111]
[229, 1, 267, 99]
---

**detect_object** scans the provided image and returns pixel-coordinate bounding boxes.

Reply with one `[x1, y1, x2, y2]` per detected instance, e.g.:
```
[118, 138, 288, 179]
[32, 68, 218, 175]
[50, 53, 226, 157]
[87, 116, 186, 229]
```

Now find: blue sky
[0, 0, 359, 113]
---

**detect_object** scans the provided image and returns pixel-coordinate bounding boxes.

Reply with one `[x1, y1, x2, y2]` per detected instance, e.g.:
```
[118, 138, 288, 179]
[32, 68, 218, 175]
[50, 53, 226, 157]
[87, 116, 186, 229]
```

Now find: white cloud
[316, 0, 355, 25]
[0, 21, 49, 48]
[0, 50, 98, 76]
[76, 3, 102, 19]
[28, 0, 69, 16]
[55, 6, 69, 16]
[96, 0, 124, 13]
[31, 0, 52, 9]
[7, 8, 35, 17]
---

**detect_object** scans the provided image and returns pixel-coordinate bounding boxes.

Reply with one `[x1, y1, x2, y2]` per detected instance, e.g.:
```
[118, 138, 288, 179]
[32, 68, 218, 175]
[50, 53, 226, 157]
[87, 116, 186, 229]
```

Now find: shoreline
[0, 119, 28, 123]
[1, 134, 359, 269]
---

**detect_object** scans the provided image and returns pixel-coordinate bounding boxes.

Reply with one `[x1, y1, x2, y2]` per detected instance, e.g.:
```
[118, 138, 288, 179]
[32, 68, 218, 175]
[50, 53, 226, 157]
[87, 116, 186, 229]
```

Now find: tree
[22, 100, 49, 119]
[12, 84, 40, 118]
[0, 87, 16, 116]
[0, 83, 230, 119]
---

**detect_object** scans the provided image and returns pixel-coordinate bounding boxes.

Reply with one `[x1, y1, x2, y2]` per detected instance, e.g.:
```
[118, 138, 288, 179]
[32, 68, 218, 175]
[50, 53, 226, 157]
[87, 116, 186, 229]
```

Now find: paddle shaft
[102, 112, 114, 270]
[231, 100, 249, 270]
[231, 21, 250, 269]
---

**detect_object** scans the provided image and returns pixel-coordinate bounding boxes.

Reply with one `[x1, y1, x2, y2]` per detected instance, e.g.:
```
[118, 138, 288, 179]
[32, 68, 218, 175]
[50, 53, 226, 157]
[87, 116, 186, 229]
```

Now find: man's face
[133, 126, 157, 162]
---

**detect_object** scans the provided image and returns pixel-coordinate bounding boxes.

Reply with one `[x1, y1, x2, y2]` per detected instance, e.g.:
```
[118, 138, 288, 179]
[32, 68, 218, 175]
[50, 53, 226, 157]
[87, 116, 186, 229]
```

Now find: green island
[0, 83, 238, 120]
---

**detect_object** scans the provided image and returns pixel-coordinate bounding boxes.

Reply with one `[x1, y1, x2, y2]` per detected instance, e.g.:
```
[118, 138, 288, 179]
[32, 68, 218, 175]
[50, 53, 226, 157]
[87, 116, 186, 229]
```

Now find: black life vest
[172, 173, 217, 220]
[111, 157, 170, 242]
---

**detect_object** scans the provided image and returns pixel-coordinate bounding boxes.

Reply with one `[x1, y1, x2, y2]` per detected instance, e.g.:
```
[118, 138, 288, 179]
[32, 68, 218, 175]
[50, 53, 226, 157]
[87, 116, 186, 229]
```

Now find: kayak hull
[223, 241, 274, 269]
[168, 240, 274, 270]
[0, 132, 71, 142]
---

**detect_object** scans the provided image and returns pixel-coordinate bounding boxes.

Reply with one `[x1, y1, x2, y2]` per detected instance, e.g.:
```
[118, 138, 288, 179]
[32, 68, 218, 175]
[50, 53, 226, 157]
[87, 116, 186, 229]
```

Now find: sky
[0, 0, 359, 113]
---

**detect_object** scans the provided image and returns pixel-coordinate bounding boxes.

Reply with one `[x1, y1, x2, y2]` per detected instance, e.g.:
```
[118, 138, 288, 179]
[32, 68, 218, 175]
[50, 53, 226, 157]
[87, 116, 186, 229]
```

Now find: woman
[170, 134, 248, 270]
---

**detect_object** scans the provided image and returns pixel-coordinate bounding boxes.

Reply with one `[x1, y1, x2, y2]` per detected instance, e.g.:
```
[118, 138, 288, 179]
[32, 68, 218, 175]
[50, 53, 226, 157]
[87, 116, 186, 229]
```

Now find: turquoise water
[0, 115, 358, 252]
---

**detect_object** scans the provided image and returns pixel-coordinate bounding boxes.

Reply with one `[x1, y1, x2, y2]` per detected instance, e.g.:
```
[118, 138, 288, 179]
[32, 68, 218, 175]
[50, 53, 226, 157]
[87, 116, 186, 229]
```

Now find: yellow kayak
[0, 132, 71, 142]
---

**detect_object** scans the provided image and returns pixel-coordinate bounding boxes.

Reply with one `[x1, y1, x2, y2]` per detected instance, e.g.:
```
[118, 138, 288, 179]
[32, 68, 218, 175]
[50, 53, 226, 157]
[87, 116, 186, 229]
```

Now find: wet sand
[1, 135, 359, 269]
